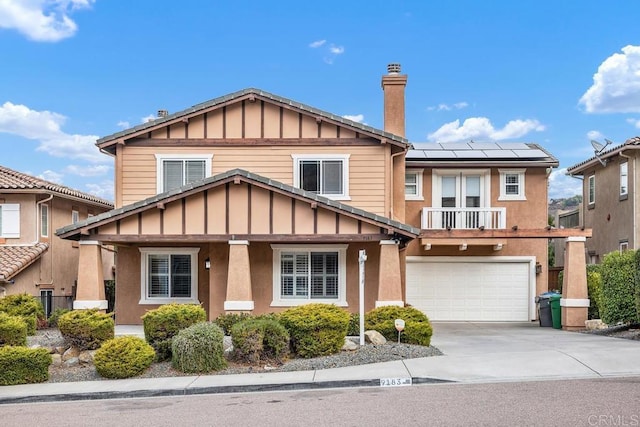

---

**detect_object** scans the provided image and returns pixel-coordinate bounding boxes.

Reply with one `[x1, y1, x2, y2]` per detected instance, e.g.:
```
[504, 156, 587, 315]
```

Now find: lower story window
[271, 244, 347, 306]
[139, 248, 199, 304]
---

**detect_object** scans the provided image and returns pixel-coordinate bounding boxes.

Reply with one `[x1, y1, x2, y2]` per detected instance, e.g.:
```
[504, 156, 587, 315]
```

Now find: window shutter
[1, 204, 20, 238]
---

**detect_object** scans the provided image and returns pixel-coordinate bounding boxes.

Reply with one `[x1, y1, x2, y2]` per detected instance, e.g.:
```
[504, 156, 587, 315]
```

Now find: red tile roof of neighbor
[0, 165, 113, 207]
[0, 243, 49, 281]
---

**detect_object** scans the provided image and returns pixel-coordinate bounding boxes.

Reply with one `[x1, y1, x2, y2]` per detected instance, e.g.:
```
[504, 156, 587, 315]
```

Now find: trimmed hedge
[279, 303, 349, 358]
[58, 309, 115, 350]
[0, 312, 27, 346]
[347, 313, 360, 336]
[142, 304, 206, 361]
[600, 250, 639, 325]
[230, 318, 289, 364]
[0, 293, 45, 335]
[365, 305, 433, 346]
[0, 346, 51, 385]
[586, 264, 603, 320]
[214, 312, 252, 335]
[94, 336, 155, 379]
[171, 322, 227, 373]
[47, 307, 71, 328]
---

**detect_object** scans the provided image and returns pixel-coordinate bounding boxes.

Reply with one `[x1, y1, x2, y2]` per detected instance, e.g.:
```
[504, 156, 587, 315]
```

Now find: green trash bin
[549, 294, 562, 329]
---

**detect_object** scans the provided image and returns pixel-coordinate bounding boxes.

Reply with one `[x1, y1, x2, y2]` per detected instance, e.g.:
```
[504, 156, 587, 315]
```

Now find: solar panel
[453, 150, 487, 158]
[497, 142, 530, 150]
[513, 149, 548, 158]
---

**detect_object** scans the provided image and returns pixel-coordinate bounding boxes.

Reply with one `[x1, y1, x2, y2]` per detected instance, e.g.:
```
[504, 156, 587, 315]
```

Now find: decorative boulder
[364, 330, 387, 345]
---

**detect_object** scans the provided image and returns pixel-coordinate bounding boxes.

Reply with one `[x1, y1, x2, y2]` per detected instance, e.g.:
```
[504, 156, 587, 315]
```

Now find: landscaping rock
[364, 330, 387, 345]
[585, 319, 607, 330]
[51, 354, 62, 367]
[55, 346, 68, 355]
[78, 350, 94, 365]
[64, 357, 80, 368]
[342, 338, 358, 351]
[62, 347, 80, 361]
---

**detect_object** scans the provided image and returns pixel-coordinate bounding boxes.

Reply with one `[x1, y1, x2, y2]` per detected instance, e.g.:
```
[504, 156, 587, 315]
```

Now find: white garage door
[406, 258, 532, 321]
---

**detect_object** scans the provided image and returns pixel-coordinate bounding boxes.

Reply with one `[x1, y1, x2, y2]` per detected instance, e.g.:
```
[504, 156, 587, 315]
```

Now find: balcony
[422, 207, 506, 230]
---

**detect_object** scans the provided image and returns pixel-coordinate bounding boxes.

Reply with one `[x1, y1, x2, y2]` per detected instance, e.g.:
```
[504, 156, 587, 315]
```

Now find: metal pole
[358, 249, 367, 346]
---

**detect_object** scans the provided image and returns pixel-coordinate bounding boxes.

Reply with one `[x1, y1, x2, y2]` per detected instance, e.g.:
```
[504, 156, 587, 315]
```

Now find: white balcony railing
[421, 207, 506, 230]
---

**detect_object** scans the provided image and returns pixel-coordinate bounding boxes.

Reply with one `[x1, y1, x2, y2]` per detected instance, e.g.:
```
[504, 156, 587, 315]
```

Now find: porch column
[561, 236, 589, 330]
[224, 240, 254, 312]
[376, 240, 404, 307]
[73, 241, 108, 310]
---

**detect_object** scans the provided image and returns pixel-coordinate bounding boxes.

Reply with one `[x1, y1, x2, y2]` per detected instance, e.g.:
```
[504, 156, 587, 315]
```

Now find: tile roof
[0, 165, 113, 207]
[567, 136, 640, 173]
[406, 142, 558, 166]
[0, 243, 48, 281]
[57, 169, 420, 239]
[96, 88, 409, 147]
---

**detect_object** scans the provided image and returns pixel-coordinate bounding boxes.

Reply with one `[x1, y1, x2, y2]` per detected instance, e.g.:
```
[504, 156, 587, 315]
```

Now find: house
[551, 206, 581, 268]
[567, 137, 640, 262]
[0, 166, 114, 317]
[56, 64, 590, 328]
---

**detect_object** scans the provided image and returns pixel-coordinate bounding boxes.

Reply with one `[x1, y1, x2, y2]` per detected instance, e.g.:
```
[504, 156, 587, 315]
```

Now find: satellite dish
[590, 139, 611, 167]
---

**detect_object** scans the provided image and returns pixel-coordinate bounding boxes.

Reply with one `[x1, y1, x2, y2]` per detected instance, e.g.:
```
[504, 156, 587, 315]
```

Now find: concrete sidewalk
[1, 322, 638, 404]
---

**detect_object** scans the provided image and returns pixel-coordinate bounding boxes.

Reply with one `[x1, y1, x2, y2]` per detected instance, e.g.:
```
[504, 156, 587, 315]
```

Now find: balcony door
[437, 172, 486, 229]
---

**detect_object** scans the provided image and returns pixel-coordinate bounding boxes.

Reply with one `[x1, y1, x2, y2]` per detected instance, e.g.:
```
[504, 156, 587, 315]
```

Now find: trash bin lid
[538, 291, 560, 299]
[549, 294, 562, 301]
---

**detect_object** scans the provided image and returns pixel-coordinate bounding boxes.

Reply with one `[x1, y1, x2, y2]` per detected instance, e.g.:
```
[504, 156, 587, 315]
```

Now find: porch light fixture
[204, 258, 211, 270]
[535, 263, 542, 275]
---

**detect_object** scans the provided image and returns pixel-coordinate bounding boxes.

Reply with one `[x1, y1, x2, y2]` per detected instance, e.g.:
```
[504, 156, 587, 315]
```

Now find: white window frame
[0, 203, 20, 238]
[155, 154, 213, 194]
[139, 247, 200, 305]
[499, 169, 526, 201]
[588, 175, 595, 205]
[431, 169, 491, 207]
[620, 161, 628, 196]
[291, 154, 350, 200]
[405, 169, 424, 201]
[271, 244, 348, 307]
[71, 209, 79, 224]
[620, 241, 629, 252]
[40, 204, 49, 238]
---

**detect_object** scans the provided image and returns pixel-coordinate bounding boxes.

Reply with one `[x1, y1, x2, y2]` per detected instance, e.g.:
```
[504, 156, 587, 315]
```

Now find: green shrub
[279, 303, 349, 358]
[57, 309, 114, 350]
[171, 322, 227, 373]
[230, 318, 289, 364]
[0, 346, 51, 385]
[600, 250, 639, 325]
[214, 312, 252, 335]
[142, 304, 206, 361]
[635, 249, 640, 321]
[365, 305, 433, 346]
[47, 307, 71, 328]
[347, 313, 360, 336]
[0, 312, 27, 346]
[0, 293, 45, 335]
[94, 336, 155, 379]
[586, 264, 603, 320]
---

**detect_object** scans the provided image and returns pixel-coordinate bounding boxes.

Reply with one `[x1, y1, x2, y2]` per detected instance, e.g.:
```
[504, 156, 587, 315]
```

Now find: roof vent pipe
[157, 109, 169, 118]
[387, 63, 401, 74]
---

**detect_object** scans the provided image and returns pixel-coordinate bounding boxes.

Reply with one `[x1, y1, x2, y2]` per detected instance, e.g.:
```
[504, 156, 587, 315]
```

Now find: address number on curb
[380, 377, 412, 387]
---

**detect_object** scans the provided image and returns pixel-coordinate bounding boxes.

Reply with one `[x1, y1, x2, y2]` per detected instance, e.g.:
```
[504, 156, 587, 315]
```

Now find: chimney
[157, 109, 169, 118]
[381, 63, 408, 137]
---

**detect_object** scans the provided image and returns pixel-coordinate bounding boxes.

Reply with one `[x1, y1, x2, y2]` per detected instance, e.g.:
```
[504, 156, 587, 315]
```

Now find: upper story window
[271, 244, 347, 307]
[71, 209, 79, 224]
[588, 175, 595, 205]
[40, 204, 49, 237]
[0, 203, 20, 238]
[292, 154, 350, 200]
[139, 247, 200, 305]
[499, 169, 526, 201]
[620, 240, 629, 252]
[155, 154, 213, 194]
[620, 161, 628, 197]
[405, 170, 424, 200]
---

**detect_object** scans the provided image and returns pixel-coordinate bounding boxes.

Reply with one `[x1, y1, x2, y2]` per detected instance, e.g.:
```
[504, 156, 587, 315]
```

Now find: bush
[57, 309, 115, 350]
[600, 250, 639, 325]
[142, 304, 206, 361]
[94, 336, 155, 379]
[347, 313, 360, 336]
[587, 264, 603, 320]
[0, 312, 27, 346]
[171, 322, 227, 373]
[0, 346, 51, 385]
[279, 303, 349, 358]
[0, 293, 45, 335]
[230, 318, 289, 364]
[214, 312, 252, 335]
[365, 305, 433, 346]
[47, 308, 71, 328]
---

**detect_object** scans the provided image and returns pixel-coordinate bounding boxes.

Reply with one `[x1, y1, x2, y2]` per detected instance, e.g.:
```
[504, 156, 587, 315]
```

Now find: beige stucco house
[56, 64, 590, 328]
[0, 166, 114, 317]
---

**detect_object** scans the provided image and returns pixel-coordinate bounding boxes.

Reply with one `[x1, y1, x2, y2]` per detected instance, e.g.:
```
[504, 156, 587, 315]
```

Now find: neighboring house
[57, 64, 590, 328]
[567, 136, 639, 263]
[552, 206, 582, 268]
[0, 166, 114, 317]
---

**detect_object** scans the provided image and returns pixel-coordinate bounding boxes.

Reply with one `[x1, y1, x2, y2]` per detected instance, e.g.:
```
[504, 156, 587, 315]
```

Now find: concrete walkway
[1, 322, 638, 404]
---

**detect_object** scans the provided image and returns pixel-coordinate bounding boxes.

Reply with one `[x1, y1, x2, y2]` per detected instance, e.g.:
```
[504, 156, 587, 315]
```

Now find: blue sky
[1, 1, 640, 202]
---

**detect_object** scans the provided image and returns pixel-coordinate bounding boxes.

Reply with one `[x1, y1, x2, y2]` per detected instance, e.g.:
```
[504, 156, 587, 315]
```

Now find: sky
[1, 1, 640, 202]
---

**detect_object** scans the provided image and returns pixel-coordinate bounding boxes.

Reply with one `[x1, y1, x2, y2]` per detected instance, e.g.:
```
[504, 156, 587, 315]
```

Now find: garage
[405, 257, 534, 321]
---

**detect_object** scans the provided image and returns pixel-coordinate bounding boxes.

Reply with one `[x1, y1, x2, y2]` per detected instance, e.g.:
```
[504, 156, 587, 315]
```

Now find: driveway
[402, 321, 640, 383]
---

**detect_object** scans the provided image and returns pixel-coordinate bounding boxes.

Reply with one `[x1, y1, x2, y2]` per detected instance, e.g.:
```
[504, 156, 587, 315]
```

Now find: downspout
[620, 152, 636, 249]
[390, 148, 406, 221]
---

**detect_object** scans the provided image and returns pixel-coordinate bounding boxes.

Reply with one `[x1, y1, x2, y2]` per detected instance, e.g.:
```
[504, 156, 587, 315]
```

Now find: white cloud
[579, 45, 640, 113]
[37, 170, 63, 184]
[428, 102, 469, 112]
[141, 114, 156, 123]
[329, 44, 344, 54]
[117, 120, 130, 129]
[626, 118, 640, 129]
[0, 0, 94, 42]
[0, 101, 107, 163]
[427, 117, 545, 142]
[342, 114, 364, 123]
[587, 130, 604, 140]
[85, 180, 114, 201]
[64, 164, 111, 177]
[548, 168, 583, 199]
[308, 39, 326, 48]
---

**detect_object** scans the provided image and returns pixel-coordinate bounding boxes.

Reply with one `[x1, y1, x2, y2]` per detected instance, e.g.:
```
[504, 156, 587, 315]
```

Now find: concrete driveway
[403, 321, 640, 383]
